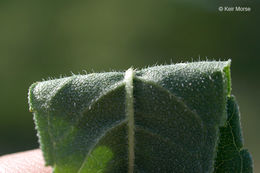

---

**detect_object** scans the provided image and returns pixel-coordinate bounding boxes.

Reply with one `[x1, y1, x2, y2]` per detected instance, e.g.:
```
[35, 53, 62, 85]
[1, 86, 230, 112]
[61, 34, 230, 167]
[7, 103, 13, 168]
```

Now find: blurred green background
[0, 0, 259, 171]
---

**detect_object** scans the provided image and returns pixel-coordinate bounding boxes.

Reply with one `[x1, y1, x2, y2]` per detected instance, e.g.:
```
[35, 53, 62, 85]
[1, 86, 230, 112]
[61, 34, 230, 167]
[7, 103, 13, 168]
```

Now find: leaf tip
[223, 61, 231, 96]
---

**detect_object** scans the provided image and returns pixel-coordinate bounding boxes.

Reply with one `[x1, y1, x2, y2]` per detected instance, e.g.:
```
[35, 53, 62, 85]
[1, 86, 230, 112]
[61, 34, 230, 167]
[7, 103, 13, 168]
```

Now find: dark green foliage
[214, 96, 253, 173]
[28, 61, 253, 173]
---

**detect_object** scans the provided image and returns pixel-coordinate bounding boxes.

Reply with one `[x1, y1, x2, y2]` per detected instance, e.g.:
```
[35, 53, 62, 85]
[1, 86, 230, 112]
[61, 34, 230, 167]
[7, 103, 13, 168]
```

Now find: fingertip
[0, 149, 52, 173]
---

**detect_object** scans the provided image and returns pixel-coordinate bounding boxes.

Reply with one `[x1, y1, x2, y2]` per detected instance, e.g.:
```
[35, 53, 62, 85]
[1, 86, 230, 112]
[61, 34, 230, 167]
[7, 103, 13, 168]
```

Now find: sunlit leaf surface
[29, 61, 252, 173]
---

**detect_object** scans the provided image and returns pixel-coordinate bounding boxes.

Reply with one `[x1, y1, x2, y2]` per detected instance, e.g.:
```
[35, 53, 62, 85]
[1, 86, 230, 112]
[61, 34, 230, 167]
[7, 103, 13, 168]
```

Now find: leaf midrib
[124, 68, 135, 173]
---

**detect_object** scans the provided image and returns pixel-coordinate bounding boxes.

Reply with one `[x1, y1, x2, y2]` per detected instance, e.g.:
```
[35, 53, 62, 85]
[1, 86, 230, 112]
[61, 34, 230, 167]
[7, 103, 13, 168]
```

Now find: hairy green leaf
[28, 60, 253, 173]
[214, 96, 253, 173]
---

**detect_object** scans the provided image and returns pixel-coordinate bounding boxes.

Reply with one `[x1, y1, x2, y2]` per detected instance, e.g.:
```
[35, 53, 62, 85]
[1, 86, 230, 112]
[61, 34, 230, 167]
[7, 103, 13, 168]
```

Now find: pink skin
[0, 149, 52, 173]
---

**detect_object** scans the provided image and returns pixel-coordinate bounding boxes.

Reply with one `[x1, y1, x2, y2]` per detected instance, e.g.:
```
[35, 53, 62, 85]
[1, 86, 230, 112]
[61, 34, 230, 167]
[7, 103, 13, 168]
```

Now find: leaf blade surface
[28, 61, 253, 173]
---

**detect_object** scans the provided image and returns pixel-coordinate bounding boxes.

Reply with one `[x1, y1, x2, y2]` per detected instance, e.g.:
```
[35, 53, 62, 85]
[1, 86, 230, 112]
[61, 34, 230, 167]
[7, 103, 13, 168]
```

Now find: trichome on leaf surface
[28, 60, 253, 173]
